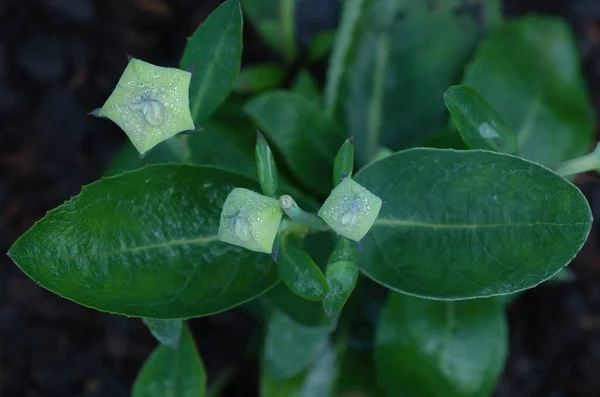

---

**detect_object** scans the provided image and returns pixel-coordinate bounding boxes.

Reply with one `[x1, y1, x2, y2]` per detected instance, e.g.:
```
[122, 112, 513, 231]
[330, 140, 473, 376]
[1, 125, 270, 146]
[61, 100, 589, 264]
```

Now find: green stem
[279, 195, 330, 231]
[554, 143, 600, 177]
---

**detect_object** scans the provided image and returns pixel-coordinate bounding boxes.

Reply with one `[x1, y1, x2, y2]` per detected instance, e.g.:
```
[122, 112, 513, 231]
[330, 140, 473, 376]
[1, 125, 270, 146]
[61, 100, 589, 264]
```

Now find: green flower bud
[95, 58, 195, 155]
[318, 178, 382, 242]
[218, 188, 283, 254]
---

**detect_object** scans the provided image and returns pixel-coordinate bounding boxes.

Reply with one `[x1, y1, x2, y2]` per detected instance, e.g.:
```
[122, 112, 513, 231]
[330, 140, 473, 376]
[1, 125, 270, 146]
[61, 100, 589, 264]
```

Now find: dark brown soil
[2, 1, 600, 396]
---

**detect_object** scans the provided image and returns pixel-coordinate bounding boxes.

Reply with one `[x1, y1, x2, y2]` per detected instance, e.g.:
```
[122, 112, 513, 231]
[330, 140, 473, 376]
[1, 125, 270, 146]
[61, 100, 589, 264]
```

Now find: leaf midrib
[374, 218, 588, 230]
[10, 234, 220, 260]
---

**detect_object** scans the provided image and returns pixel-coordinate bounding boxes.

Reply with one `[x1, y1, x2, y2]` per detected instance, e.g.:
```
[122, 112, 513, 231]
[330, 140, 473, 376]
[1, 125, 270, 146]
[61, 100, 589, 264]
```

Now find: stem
[279, 195, 330, 231]
[554, 143, 600, 177]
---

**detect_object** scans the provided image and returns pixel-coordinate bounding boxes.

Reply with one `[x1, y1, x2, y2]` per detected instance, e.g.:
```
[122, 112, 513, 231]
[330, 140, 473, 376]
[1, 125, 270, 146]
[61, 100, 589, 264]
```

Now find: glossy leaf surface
[245, 91, 344, 194]
[278, 235, 328, 301]
[143, 318, 183, 350]
[180, 0, 243, 125]
[9, 165, 278, 318]
[132, 325, 206, 397]
[444, 85, 517, 154]
[376, 293, 507, 397]
[354, 148, 592, 299]
[462, 15, 595, 166]
[330, 0, 501, 163]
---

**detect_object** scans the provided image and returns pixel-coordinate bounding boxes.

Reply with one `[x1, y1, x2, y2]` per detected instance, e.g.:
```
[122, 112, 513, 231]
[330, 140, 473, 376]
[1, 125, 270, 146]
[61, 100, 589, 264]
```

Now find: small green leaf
[292, 70, 321, 103]
[318, 178, 382, 242]
[444, 85, 518, 154]
[245, 91, 344, 194]
[9, 165, 278, 318]
[354, 148, 592, 299]
[218, 188, 283, 254]
[234, 64, 284, 93]
[132, 325, 206, 397]
[333, 138, 355, 186]
[256, 132, 279, 198]
[376, 293, 507, 397]
[262, 340, 337, 397]
[331, 0, 501, 163]
[462, 15, 595, 166]
[264, 309, 331, 380]
[278, 235, 328, 301]
[323, 237, 359, 315]
[143, 318, 183, 350]
[180, 0, 243, 125]
[97, 59, 195, 155]
[323, 261, 358, 316]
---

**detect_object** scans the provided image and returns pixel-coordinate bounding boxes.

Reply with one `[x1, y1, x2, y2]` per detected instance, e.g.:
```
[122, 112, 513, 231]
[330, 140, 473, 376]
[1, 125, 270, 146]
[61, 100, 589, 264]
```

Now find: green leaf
[307, 30, 335, 64]
[256, 131, 279, 198]
[324, 0, 365, 116]
[461, 15, 595, 166]
[331, 0, 501, 163]
[333, 138, 355, 186]
[292, 70, 321, 103]
[278, 234, 328, 301]
[245, 91, 344, 194]
[376, 293, 507, 397]
[444, 85, 518, 154]
[180, 0, 243, 125]
[262, 341, 337, 397]
[354, 148, 592, 299]
[143, 318, 183, 350]
[323, 261, 359, 316]
[242, 0, 298, 61]
[131, 325, 206, 397]
[9, 165, 278, 318]
[234, 64, 284, 93]
[264, 309, 331, 380]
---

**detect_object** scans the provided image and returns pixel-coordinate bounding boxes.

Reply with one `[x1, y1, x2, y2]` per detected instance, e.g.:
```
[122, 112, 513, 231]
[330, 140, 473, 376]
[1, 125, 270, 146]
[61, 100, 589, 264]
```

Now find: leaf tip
[87, 108, 102, 118]
[348, 136, 354, 144]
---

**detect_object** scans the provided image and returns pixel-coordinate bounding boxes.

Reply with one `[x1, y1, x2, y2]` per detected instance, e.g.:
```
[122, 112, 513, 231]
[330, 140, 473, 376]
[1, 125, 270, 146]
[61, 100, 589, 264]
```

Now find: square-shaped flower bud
[318, 178, 382, 242]
[98, 58, 195, 155]
[218, 188, 283, 254]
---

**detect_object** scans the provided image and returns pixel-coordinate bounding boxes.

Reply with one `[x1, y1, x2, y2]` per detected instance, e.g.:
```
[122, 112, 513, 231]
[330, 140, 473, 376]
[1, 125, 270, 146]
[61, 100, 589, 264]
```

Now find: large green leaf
[9, 165, 278, 318]
[354, 148, 592, 299]
[444, 85, 517, 154]
[132, 325, 206, 397]
[331, 0, 501, 163]
[143, 318, 183, 350]
[245, 91, 344, 194]
[264, 309, 331, 380]
[376, 293, 507, 397]
[461, 15, 595, 166]
[180, 0, 243, 125]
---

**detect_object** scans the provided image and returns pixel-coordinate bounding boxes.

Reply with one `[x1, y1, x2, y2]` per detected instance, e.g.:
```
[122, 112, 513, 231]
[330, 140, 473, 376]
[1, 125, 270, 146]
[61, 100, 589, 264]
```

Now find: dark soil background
[1, 0, 600, 396]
